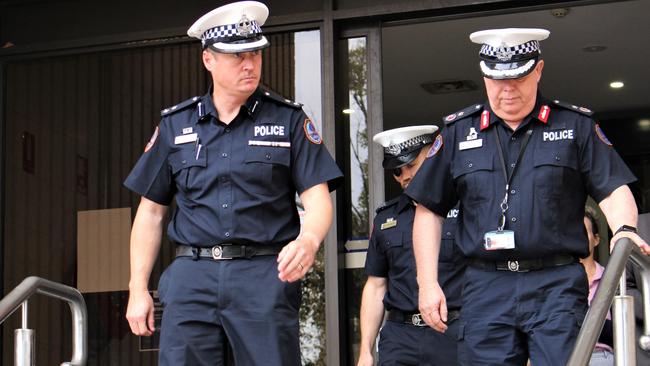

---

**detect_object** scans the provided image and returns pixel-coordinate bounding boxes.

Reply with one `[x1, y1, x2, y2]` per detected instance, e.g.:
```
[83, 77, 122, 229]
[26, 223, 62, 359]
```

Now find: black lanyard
[493, 125, 533, 230]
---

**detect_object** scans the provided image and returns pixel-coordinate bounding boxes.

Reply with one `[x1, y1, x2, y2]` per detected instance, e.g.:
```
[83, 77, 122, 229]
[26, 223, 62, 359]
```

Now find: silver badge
[386, 145, 402, 156]
[467, 127, 478, 141]
[236, 14, 252, 37]
[507, 260, 520, 272]
[496, 47, 515, 61]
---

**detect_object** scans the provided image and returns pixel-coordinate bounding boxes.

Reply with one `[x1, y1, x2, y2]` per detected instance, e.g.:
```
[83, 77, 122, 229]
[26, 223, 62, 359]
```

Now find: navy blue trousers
[378, 318, 459, 365]
[458, 263, 588, 366]
[157, 256, 301, 366]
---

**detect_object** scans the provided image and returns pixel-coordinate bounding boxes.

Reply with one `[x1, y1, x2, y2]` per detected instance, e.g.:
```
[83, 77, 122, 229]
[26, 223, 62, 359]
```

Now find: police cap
[373, 125, 438, 170]
[187, 1, 270, 53]
[470, 28, 550, 80]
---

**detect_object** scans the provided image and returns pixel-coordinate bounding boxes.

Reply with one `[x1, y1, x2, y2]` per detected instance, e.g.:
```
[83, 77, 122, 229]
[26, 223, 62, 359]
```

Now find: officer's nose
[241, 54, 255, 70]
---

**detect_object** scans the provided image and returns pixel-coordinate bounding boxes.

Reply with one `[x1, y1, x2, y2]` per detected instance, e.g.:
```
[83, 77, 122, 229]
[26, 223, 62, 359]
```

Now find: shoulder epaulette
[442, 103, 484, 125]
[375, 196, 400, 214]
[260, 88, 303, 109]
[551, 99, 594, 117]
[161, 96, 201, 117]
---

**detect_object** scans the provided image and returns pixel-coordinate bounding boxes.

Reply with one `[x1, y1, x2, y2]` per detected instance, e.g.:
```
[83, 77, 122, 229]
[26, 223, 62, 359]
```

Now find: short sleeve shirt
[364, 195, 465, 312]
[406, 95, 636, 261]
[124, 88, 343, 246]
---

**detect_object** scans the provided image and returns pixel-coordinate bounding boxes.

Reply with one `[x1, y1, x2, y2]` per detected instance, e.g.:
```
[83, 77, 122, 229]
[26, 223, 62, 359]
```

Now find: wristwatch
[614, 225, 638, 235]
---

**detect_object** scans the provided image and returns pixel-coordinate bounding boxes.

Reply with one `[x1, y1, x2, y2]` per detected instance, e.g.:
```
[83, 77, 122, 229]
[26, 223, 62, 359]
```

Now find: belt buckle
[507, 260, 520, 272]
[411, 313, 425, 326]
[211, 245, 231, 260]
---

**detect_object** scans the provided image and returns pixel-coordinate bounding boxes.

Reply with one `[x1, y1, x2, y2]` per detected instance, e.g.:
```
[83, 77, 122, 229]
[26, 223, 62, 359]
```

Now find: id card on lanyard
[483, 125, 533, 251]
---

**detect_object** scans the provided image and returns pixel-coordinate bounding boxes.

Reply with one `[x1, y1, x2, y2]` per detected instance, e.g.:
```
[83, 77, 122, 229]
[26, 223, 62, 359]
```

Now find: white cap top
[373, 125, 438, 147]
[470, 28, 549, 48]
[187, 1, 270, 53]
[373, 125, 439, 169]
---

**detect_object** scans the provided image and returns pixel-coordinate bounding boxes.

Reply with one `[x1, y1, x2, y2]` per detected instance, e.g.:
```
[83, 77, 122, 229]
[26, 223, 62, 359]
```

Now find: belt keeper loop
[191, 246, 200, 261]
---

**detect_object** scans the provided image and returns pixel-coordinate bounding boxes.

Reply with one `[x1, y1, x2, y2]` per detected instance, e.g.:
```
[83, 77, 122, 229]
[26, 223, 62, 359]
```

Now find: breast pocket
[533, 146, 579, 198]
[169, 148, 208, 194]
[440, 220, 458, 263]
[243, 147, 291, 196]
[381, 231, 412, 264]
[452, 153, 494, 205]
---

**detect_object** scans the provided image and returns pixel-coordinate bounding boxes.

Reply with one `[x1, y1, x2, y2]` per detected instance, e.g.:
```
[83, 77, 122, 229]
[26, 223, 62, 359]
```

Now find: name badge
[380, 218, 397, 230]
[484, 230, 515, 250]
[174, 133, 198, 145]
[459, 139, 483, 151]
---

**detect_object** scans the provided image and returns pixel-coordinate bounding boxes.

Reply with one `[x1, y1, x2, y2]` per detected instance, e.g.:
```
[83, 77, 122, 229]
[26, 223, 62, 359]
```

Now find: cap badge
[387, 144, 402, 155]
[496, 46, 515, 61]
[236, 14, 253, 37]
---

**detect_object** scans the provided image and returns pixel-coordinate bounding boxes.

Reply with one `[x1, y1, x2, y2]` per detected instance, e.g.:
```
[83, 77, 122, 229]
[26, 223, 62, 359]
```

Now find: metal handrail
[568, 238, 650, 366]
[0, 276, 87, 365]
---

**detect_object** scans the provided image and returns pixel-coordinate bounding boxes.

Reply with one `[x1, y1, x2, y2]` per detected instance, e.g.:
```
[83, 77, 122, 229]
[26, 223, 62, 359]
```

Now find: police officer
[123, 2, 342, 365]
[405, 28, 650, 366]
[358, 126, 464, 366]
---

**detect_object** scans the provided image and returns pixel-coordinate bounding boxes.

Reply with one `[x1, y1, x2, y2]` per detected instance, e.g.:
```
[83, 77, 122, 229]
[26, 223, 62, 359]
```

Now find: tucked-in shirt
[124, 87, 343, 246]
[364, 195, 465, 312]
[406, 94, 636, 261]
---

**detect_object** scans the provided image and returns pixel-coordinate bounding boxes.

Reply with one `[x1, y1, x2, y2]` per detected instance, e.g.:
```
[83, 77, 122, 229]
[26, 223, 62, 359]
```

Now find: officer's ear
[534, 60, 544, 82]
[202, 49, 216, 71]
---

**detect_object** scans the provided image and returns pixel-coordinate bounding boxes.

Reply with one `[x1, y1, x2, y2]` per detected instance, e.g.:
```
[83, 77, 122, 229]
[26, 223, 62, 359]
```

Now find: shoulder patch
[427, 134, 443, 158]
[261, 87, 303, 109]
[551, 99, 594, 117]
[303, 118, 323, 144]
[161, 96, 201, 117]
[594, 123, 613, 146]
[443, 104, 484, 125]
[375, 197, 400, 214]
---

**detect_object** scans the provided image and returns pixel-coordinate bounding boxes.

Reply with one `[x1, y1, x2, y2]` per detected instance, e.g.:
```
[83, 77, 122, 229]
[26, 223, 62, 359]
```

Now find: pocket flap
[169, 148, 207, 174]
[244, 147, 290, 166]
[452, 153, 493, 179]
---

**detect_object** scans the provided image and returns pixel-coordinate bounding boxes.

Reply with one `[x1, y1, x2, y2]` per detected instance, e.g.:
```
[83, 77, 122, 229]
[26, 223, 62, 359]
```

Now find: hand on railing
[611, 231, 650, 256]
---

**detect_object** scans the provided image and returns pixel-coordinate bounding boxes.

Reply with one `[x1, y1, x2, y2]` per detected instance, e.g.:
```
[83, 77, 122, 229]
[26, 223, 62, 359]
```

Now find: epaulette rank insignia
[443, 104, 484, 125]
[161, 96, 201, 117]
[261, 88, 303, 109]
[552, 99, 594, 117]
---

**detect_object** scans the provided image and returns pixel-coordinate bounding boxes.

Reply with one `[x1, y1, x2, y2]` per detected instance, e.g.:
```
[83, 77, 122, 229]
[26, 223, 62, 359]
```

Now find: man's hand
[126, 289, 155, 336]
[611, 231, 650, 255]
[356, 351, 374, 366]
[277, 232, 320, 282]
[419, 282, 448, 333]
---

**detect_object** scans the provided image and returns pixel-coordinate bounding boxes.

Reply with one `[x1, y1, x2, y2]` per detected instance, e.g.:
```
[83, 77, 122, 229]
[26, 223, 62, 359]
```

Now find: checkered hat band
[479, 40, 540, 58]
[384, 135, 433, 156]
[201, 21, 263, 46]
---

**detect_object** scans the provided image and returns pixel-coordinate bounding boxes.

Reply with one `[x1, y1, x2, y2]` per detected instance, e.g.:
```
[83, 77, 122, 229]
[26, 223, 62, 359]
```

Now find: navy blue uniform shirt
[406, 95, 636, 261]
[364, 194, 464, 311]
[124, 87, 343, 246]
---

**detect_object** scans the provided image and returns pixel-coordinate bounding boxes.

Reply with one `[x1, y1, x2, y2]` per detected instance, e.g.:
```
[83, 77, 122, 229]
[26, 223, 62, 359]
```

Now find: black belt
[468, 254, 578, 273]
[175, 243, 283, 260]
[387, 309, 461, 327]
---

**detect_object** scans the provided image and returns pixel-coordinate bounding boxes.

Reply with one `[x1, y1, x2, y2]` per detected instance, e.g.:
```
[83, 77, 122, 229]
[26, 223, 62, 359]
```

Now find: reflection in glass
[348, 37, 370, 240]
[344, 37, 369, 364]
[291, 30, 327, 366]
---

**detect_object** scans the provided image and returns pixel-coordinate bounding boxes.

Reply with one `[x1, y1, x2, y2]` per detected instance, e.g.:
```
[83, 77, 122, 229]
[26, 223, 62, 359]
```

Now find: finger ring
[298, 262, 304, 271]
